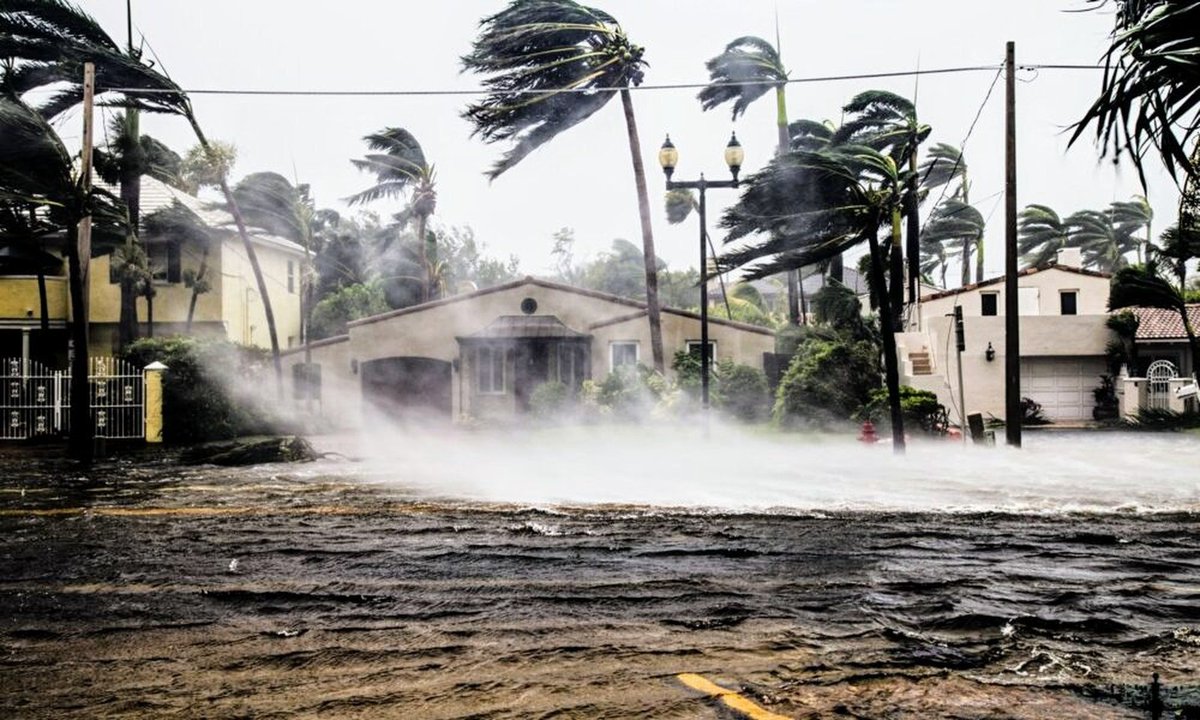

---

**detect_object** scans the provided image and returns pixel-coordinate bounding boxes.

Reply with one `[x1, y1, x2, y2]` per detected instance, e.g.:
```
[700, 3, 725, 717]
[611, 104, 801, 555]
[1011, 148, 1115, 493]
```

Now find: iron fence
[0, 357, 145, 440]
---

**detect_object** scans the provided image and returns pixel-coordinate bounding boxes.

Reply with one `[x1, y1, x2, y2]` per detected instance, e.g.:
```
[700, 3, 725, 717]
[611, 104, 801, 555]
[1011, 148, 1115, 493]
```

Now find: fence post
[143, 361, 167, 444]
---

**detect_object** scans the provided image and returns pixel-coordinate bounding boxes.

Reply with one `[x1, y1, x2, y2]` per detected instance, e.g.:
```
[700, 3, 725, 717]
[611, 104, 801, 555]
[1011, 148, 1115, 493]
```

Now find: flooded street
[2, 431, 1199, 718]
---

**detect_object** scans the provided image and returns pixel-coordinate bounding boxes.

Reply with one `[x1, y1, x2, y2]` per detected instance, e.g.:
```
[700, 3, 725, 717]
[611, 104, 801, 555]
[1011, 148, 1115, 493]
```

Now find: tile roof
[1134, 305, 1200, 341]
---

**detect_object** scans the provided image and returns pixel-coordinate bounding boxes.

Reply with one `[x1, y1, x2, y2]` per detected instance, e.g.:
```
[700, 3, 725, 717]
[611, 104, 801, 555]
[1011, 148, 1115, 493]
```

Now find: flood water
[1, 429, 1198, 718]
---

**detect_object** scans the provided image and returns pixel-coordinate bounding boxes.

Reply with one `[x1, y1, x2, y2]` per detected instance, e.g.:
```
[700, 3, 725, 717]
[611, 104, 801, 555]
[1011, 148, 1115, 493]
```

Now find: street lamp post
[658, 133, 744, 412]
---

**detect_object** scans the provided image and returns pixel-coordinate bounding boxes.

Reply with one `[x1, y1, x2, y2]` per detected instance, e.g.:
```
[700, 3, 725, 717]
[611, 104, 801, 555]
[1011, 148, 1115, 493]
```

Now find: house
[0, 176, 305, 367]
[1130, 304, 1199, 379]
[897, 248, 1115, 424]
[1112, 304, 1200, 419]
[280, 277, 776, 425]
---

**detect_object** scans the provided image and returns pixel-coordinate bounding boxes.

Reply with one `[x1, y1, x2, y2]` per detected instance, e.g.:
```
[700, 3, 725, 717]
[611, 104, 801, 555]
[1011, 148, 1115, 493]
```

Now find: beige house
[0, 176, 305, 364]
[897, 248, 1115, 424]
[281, 277, 776, 425]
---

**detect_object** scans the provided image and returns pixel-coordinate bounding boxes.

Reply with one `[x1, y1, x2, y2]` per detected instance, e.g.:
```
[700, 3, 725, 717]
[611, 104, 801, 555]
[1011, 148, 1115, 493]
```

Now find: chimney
[1055, 247, 1082, 268]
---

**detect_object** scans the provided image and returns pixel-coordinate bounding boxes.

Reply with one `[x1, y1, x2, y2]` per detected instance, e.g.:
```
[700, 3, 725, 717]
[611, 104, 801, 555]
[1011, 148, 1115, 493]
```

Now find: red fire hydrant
[858, 420, 879, 444]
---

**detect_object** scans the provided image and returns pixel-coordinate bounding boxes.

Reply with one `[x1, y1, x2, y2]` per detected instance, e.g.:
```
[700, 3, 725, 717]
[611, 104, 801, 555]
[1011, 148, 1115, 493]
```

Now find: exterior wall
[0, 276, 70, 323]
[279, 337, 360, 428]
[88, 244, 224, 329]
[590, 311, 775, 380]
[219, 237, 303, 351]
[903, 268, 1115, 425]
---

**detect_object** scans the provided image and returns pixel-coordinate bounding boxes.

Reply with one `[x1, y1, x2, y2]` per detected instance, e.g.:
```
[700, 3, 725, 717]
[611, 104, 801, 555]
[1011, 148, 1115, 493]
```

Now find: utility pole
[1004, 41, 1022, 448]
[68, 62, 97, 461]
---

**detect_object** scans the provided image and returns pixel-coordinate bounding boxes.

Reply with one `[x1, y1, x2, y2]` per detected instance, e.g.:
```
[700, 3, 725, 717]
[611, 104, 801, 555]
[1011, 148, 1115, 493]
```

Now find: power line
[102, 62, 1100, 98]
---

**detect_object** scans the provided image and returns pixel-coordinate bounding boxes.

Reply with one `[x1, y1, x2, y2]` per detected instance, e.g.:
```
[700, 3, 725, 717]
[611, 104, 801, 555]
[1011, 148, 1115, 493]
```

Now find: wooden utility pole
[1004, 42, 1022, 448]
[68, 62, 97, 461]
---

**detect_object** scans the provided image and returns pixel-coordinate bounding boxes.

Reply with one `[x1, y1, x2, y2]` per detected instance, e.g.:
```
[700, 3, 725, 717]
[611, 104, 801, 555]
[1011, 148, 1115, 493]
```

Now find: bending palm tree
[835, 90, 931, 320]
[1067, 209, 1138, 273]
[346, 127, 439, 302]
[1018, 204, 1071, 269]
[922, 199, 986, 287]
[1109, 195, 1153, 264]
[720, 145, 913, 452]
[918, 143, 983, 283]
[461, 0, 665, 372]
[698, 34, 801, 324]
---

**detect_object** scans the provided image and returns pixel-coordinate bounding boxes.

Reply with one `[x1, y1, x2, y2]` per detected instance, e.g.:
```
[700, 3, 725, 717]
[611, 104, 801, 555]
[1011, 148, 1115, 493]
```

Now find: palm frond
[697, 35, 785, 120]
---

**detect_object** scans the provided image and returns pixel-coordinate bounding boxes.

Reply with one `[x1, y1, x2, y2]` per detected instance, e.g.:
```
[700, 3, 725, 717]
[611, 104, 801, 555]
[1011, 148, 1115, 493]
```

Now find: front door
[513, 341, 550, 412]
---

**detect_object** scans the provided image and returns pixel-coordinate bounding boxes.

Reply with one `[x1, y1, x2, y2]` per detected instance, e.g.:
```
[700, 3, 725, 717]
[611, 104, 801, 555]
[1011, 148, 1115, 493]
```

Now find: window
[610, 342, 638, 371]
[287, 261, 296, 294]
[686, 340, 717, 364]
[476, 346, 505, 394]
[555, 343, 581, 388]
[148, 241, 181, 284]
[1059, 290, 1078, 315]
[980, 292, 998, 316]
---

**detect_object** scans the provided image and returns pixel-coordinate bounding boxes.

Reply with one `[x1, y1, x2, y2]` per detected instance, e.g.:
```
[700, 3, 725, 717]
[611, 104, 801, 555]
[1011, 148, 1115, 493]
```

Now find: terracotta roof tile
[1134, 305, 1200, 340]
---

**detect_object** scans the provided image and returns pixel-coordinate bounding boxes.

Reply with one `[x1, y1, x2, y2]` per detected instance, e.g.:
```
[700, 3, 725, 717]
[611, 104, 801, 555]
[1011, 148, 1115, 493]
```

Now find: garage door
[1019, 357, 1106, 421]
[360, 357, 452, 422]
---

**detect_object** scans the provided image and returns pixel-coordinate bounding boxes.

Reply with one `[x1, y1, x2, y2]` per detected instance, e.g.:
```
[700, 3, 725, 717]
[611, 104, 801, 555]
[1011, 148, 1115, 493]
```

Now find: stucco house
[281, 277, 776, 425]
[0, 176, 305, 365]
[897, 248, 1115, 424]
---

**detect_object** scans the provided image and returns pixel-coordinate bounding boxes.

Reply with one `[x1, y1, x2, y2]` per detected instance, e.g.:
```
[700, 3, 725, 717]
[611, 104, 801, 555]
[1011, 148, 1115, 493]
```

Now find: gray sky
[77, 0, 1180, 281]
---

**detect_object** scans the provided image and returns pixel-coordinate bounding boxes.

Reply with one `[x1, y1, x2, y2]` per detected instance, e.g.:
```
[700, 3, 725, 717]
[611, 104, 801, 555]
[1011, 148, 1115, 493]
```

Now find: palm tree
[1018, 204, 1071, 269]
[720, 144, 913, 451]
[1109, 195, 1154, 263]
[918, 143, 983, 283]
[919, 232, 950, 289]
[697, 34, 800, 324]
[1071, 0, 1200, 186]
[922, 198, 986, 286]
[461, 0, 665, 372]
[1067, 209, 1139, 272]
[346, 127, 439, 302]
[834, 91, 931, 320]
[0, 94, 126, 461]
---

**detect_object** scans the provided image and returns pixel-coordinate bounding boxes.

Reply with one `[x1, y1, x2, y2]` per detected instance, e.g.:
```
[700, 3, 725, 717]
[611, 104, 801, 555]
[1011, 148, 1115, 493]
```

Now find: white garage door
[1020, 357, 1106, 421]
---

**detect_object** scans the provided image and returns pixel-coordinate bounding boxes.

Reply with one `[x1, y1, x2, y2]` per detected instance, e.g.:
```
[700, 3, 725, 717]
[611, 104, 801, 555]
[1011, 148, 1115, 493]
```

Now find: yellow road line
[677, 673, 793, 720]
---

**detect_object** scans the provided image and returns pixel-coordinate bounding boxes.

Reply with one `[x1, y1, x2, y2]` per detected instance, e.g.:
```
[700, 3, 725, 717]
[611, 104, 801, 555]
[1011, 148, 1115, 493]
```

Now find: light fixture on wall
[985, 342, 996, 362]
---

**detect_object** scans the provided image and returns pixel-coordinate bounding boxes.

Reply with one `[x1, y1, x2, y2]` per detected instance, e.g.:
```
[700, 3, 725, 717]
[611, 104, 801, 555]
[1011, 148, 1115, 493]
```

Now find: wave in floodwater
[324, 425, 1200, 514]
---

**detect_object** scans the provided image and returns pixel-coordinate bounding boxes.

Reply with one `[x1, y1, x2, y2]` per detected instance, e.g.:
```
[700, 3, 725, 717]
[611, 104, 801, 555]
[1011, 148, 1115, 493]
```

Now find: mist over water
[330, 424, 1200, 514]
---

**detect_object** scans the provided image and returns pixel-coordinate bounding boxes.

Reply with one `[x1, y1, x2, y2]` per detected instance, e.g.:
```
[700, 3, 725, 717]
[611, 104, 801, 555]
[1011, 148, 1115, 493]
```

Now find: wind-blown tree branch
[461, 0, 665, 372]
[834, 90, 930, 321]
[346, 127, 439, 302]
[1070, 0, 1200, 187]
[698, 34, 801, 324]
[719, 145, 912, 451]
[1068, 208, 1139, 272]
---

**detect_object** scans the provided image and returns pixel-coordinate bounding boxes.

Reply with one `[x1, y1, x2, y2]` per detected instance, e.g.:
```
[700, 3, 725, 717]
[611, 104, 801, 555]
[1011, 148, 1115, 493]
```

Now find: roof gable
[921, 264, 1111, 302]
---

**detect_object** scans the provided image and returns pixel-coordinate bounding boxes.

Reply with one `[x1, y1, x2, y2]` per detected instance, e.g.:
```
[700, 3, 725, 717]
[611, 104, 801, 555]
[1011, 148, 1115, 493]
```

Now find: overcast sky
[76, 0, 1180, 280]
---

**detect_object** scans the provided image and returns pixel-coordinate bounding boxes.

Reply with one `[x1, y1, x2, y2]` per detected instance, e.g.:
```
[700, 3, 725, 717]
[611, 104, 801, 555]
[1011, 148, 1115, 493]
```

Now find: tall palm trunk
[775, 85, 801, 325]
[185, 244, 209, 332]
[619, 88, 664, 373]
[416, 211, 431, 302]
[187, 116, 283, 398]
[117, 109, 142, 349]
[889, 206, 904, 328]
[975, 235, 985, 283]
[866, 221, 906, 453]
[65, 225, 92, 462]
[30, 210, 50, 332]
[960, 237, 972, 287]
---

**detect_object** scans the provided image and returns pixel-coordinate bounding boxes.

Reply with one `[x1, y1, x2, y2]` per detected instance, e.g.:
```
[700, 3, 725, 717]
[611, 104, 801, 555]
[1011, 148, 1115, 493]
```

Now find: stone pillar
[143, 361, 167, 444]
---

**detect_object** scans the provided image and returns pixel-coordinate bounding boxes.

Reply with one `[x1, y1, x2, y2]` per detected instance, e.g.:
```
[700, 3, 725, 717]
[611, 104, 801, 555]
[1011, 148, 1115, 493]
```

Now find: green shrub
[719, 362, 770, 422]
[123, 336, 282, 444]
[529, 381, 571, 419]
[857, 385, 949, 435]
[309, 282, 389, 340]
[774, 338, 881, 428]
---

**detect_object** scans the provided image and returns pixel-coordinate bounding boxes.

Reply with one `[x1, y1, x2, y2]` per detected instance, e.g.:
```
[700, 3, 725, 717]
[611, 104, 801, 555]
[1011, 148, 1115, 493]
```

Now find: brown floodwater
[0, 437, 1198, 718]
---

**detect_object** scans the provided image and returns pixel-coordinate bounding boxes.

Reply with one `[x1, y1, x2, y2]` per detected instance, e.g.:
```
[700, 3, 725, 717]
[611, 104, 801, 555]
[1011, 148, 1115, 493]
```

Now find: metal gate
[0, 357, 145, 440]
[1146, 359, 1178, 411]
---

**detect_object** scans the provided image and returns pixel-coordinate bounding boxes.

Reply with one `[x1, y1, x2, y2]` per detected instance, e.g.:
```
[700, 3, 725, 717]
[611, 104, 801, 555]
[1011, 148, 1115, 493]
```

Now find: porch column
[21, 328, 30, 370]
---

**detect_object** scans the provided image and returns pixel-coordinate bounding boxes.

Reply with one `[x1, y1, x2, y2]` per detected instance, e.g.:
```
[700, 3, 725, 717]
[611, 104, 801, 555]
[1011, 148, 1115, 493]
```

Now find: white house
[897, 248, 1115, 425]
